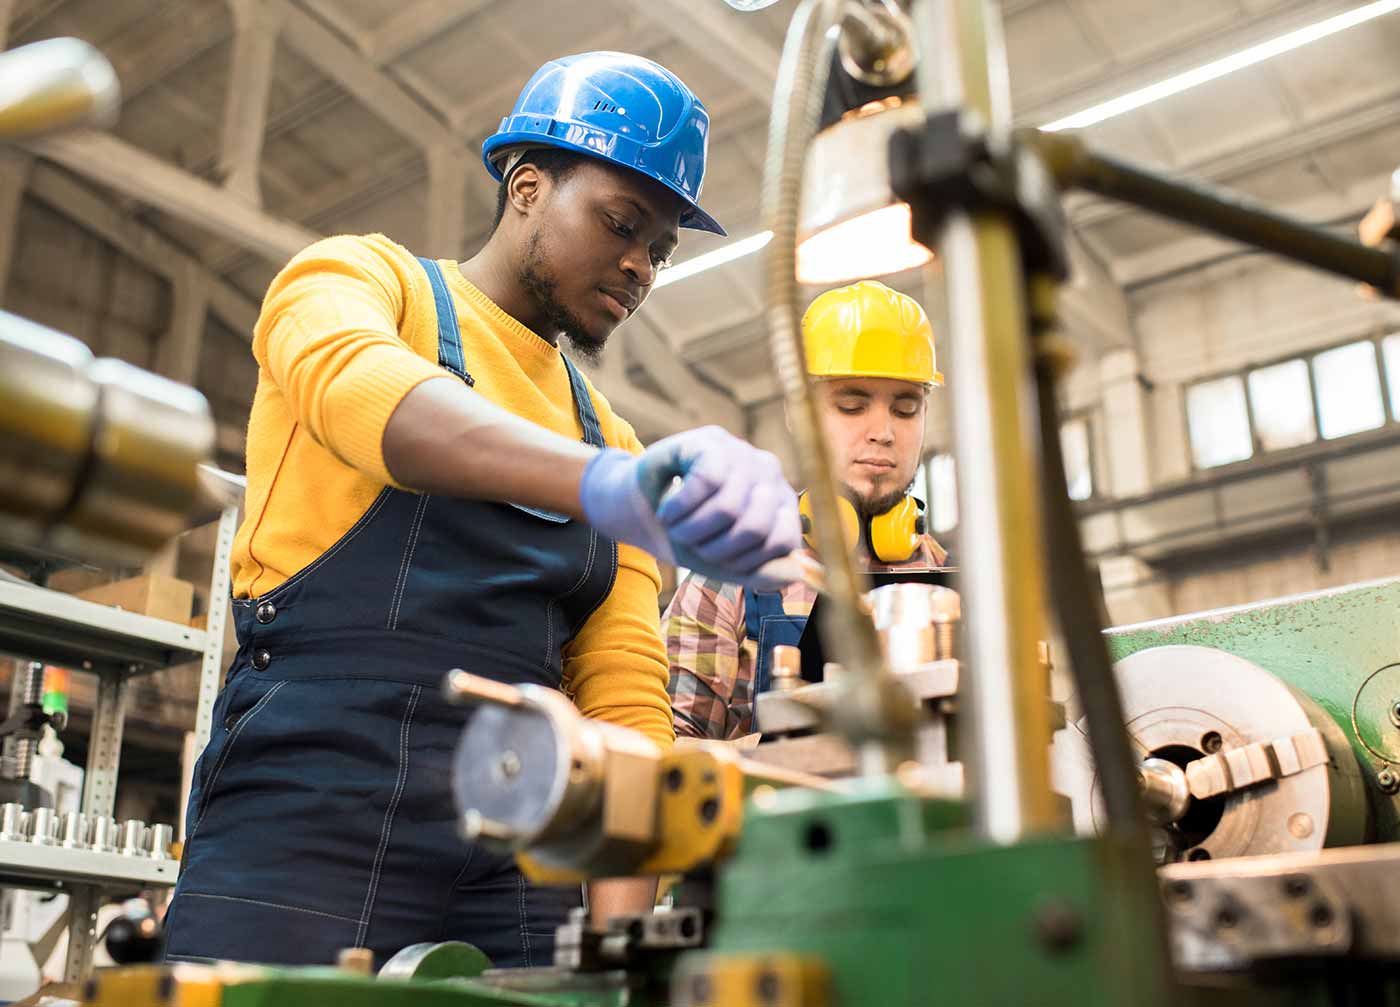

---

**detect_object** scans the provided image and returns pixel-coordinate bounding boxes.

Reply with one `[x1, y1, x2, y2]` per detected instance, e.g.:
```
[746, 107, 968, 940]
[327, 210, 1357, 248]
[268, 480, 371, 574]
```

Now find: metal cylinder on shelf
[146, 823, 173, 860]
[0, 803, 26, 842]
[88, 816, 117, 853]
[28, 807, 57, 846]
[59, 811, 88, 850]
[119, 820, 147, 857]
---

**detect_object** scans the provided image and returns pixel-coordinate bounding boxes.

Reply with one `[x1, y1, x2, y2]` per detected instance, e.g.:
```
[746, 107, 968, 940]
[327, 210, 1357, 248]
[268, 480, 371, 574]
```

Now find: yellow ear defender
[798, 491, 925, 564]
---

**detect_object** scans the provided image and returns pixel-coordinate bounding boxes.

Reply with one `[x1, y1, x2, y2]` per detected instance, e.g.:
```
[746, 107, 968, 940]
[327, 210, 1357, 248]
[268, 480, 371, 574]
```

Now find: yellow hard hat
[801, 280, 942, 385]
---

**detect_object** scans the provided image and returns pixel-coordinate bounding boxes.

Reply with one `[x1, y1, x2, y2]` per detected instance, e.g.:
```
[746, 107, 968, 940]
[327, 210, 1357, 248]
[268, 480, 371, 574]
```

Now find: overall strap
[560, 356, 606, 449]
[416, 256, 474, 386]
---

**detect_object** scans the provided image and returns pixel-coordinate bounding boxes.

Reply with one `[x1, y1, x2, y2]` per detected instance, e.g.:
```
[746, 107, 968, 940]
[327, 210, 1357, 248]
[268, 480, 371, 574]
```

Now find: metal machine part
[1161, 843, 1400, 972]
[447, 670, 830, 881]
[26, 809, 55, 847]
[0, 662, 44, 782]
[0, 37, 118, 141]
[0, 312, 215, 567]
[1054, 645, 1368, 863]
[552, 905, 706, 973]
[868, 582, 959, 667]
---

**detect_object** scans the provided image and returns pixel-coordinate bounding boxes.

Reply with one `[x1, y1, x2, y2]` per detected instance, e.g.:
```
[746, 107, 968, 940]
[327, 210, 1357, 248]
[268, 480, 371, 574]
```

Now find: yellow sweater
[232, 233, 673, 748]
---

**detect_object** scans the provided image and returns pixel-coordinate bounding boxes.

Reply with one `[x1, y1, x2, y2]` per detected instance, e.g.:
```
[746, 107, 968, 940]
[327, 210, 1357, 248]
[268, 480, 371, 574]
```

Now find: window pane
[1383, 333, 1400, 420]
[1313, 341, 1384, 439]
[1246, 359, 1316, 452]
[929, 453, 958, 533]
[1186, 376, 1252, 469]
[1060, 418, 1093, 501]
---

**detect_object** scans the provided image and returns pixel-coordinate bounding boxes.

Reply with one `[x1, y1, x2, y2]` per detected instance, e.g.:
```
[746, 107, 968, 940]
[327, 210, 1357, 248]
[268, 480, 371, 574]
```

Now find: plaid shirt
[665, 536, 949, 739]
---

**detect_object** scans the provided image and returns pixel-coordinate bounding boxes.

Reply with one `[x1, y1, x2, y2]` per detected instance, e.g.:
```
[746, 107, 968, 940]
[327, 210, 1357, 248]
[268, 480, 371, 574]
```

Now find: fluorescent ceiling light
[1042, 0, 1400, 131]
[654, 230, 773, 288]
[658, 0, 1400, 286]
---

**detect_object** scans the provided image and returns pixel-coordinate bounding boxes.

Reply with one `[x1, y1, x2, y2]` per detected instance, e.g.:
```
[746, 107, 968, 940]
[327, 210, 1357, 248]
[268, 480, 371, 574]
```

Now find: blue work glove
[579, 426, 802, 590]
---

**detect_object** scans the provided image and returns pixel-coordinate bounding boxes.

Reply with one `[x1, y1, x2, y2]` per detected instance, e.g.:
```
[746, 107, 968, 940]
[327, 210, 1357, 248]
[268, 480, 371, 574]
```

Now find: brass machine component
[445, 671, 831, 883]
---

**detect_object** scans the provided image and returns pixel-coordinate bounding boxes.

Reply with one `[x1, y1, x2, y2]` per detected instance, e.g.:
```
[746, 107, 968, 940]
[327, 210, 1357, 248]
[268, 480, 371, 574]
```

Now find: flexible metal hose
[761, 0, 903, 759]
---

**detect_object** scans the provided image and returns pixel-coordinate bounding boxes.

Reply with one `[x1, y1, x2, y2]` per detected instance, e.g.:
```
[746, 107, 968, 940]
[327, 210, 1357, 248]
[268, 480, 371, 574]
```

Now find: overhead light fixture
[653, 230, 773, 288]
[660, 0, 1400, 288]
[1042, 0, 1400, 132]
[796, 97, 932, 285]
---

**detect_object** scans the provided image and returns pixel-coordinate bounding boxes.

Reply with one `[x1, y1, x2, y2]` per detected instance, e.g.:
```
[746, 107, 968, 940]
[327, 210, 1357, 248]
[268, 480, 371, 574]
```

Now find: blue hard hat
[483, 52, 726, 236]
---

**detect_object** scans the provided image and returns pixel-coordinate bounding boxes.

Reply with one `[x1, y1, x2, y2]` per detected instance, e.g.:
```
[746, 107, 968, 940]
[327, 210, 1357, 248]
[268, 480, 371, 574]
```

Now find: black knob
[103, 908, 163, 964]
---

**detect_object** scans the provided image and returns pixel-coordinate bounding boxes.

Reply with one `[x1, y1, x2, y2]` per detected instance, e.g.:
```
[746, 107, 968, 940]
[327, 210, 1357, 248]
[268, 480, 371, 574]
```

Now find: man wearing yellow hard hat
[666, 280, 950, 739]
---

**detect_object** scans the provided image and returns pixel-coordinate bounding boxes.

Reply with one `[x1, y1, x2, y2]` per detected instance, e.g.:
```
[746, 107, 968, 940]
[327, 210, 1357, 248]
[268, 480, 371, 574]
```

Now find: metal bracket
[1183, 728, 1329, 801]
[889, 108, 1070, 281]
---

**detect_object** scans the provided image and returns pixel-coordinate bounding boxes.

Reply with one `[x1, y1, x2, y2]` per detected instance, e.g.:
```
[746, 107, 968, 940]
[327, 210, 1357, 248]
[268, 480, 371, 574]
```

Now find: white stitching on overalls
[355, 684, 421, 947]
[180, 892, 360, 925]
[255, 489, 394, 604]
[188, 681, 288, 836]
[516, 868, 531, 966]
[387, 494, 431, 630]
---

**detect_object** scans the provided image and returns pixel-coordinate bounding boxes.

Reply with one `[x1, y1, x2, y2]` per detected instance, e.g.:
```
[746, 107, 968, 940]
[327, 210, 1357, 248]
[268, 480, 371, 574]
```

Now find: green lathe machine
[57, 0, 1400, 1004]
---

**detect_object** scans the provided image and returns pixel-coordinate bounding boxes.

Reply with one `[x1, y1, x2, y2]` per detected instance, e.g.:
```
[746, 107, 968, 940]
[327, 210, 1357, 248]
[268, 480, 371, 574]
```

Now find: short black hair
[491, 148, 587, 233]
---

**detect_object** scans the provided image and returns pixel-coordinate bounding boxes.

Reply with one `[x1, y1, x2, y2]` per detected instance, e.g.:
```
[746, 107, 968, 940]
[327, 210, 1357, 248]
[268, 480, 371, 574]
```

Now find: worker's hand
[579, 427, 801, 589]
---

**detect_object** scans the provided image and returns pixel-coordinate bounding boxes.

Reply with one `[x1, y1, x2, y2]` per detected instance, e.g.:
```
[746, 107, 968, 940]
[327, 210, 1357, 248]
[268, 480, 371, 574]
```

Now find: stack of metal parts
[0, 804, 172, 860]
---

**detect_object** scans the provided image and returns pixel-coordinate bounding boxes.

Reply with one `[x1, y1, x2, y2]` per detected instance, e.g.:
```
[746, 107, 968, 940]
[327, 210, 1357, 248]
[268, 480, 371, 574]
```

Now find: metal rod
[913, 0, 1058, 841]
[1032, 130, 1400, 299]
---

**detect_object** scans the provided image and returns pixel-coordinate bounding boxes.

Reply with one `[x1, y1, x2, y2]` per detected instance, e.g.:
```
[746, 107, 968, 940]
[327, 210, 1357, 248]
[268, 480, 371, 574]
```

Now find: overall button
[255, 601, 277, 624]
[251, 649, 271, 671]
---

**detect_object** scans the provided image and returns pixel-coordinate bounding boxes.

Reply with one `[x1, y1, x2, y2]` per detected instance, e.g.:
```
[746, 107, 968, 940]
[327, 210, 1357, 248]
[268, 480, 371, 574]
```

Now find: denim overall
[164, 259, 610, 968]
[742, 588, 805, 732]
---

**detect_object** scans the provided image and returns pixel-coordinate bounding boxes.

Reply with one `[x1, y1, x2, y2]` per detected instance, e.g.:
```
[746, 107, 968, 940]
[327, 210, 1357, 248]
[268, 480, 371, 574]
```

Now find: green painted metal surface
[215, 968, 629, 1007]
[687, 778, 1177, 1007]
[1105, 576, 1400, 839]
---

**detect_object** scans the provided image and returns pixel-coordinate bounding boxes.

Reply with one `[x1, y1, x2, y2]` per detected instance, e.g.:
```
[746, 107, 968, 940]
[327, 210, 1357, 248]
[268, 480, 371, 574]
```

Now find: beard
[847, 481, 914, 519]
[518, 229, 607, 363]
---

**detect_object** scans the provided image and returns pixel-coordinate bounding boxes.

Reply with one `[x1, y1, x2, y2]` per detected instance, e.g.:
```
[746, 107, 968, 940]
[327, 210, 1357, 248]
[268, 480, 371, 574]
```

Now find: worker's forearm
[588, 877, 658, 927]
[382, 376, 596, 516]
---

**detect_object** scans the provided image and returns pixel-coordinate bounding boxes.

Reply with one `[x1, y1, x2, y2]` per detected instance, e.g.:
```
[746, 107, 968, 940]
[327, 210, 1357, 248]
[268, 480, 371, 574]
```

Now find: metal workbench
[0, 500, 239, 982]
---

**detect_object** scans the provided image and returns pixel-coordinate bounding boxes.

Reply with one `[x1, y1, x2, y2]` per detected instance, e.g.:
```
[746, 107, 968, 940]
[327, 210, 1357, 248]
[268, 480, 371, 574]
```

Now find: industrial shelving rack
[0, 500, 239, 982]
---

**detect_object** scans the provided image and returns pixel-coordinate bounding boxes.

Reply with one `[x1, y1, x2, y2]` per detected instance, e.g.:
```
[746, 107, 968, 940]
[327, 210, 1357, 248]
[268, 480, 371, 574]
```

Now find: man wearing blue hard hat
[163, 52, 800, 969]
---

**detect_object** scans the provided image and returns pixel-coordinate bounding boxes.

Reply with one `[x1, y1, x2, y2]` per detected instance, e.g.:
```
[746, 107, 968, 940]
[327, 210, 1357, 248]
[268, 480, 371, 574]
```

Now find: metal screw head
[1377, 768, 1400, 794]
[1390, 701, 1400, 728]
[1032, 901, 1083, 954]
[1200, 731, 1223, 754]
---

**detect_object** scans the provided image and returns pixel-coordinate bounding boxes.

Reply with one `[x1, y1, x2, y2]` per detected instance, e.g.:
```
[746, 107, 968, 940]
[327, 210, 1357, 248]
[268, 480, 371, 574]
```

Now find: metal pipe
[761, 0, 916, 773]
[1031, 130, 1400, 300]
[911, 0, 1059, 841]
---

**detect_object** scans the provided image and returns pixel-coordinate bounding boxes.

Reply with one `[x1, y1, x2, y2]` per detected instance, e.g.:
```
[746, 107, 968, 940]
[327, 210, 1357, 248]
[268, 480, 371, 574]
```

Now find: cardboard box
[73, 574, 195, 624]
